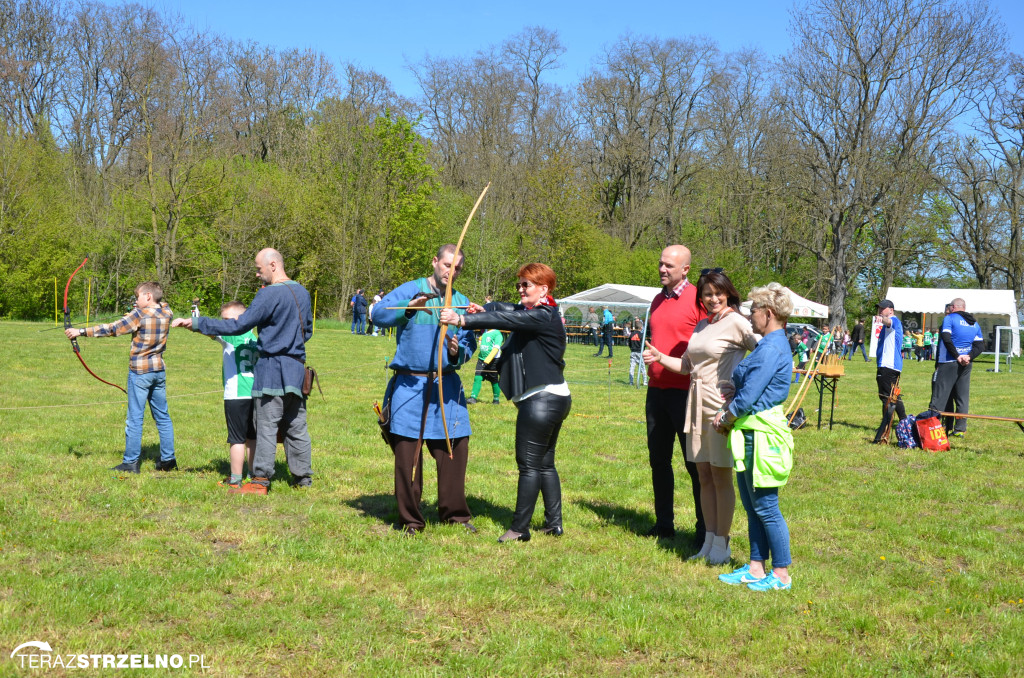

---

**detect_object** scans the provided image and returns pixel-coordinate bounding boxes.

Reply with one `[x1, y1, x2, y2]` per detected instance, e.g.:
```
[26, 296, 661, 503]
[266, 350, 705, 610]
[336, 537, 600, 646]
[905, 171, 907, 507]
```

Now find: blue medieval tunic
[193, 280, 312, 398]
[372, 279, 477, 439]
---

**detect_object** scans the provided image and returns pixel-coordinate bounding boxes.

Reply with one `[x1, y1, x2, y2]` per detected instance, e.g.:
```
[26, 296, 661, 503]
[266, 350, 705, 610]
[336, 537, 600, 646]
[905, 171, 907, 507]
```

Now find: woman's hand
[718, 380, 736, 401]
[465, 302, 485, 314]
[642, 341, 662, 365]
[713, 409, 734, 435]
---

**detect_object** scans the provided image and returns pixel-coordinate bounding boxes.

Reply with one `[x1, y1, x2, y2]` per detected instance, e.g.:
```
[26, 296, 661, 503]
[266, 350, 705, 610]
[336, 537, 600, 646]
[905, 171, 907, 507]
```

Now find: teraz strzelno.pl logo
[10, 640, 211, 670]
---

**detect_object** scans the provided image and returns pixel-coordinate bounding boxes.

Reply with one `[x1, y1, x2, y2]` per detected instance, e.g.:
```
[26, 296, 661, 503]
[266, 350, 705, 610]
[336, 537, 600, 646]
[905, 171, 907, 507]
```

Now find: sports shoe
[218, 478, 241, 489]
[466, 397, 478, 405]
[718, 564, 765, 585]
[491, 399, 500, 405]
[111, 462, 140, 474]
[950, 431, 965, 438]
[228, 479, 268, 495]
[746, 573, 792, 591]
[155, 458, 178, 471]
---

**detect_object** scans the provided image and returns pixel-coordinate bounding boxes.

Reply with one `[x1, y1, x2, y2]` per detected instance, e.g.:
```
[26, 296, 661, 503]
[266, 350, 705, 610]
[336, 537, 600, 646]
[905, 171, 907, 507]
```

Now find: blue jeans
[736, 430, 791, 567]
[351, 312, 365, 334]
[124, 370, 175, 464]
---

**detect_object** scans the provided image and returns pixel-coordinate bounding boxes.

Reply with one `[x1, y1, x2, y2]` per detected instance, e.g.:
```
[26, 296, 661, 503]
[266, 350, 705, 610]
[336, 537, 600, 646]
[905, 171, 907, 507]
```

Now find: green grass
[1, 321, 1023, 676]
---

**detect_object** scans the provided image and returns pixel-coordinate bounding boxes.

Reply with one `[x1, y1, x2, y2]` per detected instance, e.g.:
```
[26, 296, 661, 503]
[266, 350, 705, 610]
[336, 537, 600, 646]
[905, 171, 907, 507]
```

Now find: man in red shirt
[645, 245, 706, 543]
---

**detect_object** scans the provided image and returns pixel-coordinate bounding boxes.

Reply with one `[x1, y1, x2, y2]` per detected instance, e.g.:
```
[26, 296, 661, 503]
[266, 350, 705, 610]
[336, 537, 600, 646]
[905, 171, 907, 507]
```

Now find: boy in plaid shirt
[65, 281, 176, 473]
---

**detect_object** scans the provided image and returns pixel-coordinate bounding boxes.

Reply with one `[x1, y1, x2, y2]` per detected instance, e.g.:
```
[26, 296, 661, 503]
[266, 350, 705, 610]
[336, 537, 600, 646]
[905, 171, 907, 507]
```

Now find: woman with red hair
[441, 263, 570, 543]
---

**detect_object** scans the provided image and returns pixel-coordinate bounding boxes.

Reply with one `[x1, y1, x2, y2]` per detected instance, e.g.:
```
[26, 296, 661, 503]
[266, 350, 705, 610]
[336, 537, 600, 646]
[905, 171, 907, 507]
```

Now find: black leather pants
[510, 392, 572, 533]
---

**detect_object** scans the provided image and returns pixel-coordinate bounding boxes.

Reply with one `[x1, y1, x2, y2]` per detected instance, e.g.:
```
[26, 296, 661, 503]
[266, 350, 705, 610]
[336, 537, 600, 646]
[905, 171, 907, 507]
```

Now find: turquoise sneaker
[718, 564, 765, 585]
[747, 573, 792, 591]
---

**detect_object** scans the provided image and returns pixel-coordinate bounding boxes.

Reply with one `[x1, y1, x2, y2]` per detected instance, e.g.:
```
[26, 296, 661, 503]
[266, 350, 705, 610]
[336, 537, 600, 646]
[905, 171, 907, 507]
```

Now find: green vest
[729, 405, 794, 488]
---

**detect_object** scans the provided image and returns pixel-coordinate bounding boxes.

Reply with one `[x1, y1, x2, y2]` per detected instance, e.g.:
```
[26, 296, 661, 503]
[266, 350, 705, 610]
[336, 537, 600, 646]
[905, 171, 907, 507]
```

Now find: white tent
[556, 283, 661, 316]
[872, 287, 1020, 357]
[740, 287, 829, 319]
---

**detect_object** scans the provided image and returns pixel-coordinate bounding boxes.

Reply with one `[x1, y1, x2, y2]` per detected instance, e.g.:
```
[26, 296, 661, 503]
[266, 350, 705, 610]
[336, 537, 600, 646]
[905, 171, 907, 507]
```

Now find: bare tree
[0, 0, 68, 134]
[577, 35, 720, 248]
[778, 0, 1006, 328]
[976, 54, 1024, 302]
[938, 138, 1000, 287]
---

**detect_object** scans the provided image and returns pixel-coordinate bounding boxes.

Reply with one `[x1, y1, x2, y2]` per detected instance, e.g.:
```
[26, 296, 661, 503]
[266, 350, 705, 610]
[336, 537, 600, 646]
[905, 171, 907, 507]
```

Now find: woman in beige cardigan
[644, 270, 758, 564]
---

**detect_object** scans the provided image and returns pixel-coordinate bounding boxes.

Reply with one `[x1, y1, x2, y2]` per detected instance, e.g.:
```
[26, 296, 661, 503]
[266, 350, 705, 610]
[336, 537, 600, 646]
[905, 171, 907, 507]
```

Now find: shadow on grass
[831, 420, 876, 432]
[188, 456, 293, 481]
[577, 499, 701, 560]
[345, 492, 515, 531]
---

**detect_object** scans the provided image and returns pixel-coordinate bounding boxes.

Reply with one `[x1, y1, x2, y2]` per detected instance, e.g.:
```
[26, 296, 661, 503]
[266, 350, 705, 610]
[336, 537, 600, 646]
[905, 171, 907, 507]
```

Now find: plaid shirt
[85, 302, 174, 374]
[664, 278, 691, 299]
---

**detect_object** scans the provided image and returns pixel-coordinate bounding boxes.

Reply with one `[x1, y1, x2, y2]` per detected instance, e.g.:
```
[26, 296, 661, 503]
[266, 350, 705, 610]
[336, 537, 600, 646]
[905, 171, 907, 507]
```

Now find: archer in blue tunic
[371, 245, 478, 534]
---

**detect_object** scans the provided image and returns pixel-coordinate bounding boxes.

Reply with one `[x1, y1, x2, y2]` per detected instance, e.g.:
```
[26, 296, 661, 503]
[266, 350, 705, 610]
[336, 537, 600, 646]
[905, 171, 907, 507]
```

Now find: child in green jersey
[792, 337, 809, 383]
[213, 301, 259, 488]
[467, 328, 504, 404]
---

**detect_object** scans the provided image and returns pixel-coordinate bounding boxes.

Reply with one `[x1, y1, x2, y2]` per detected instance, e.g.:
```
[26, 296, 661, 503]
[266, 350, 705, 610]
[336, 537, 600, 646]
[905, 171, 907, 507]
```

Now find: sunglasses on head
[700, 267, 725, 276]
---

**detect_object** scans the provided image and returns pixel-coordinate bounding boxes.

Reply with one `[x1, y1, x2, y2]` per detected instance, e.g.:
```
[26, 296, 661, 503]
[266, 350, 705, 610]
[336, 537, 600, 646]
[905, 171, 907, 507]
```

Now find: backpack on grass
[894, 414, 918, 449]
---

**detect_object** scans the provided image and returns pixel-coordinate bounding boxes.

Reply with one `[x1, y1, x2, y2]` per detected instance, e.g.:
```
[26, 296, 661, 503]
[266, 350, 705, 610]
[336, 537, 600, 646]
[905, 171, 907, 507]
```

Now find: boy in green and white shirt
[213, 301, 259, 488]
[792, 338, 809, 384]
[468, 328, 504, 404]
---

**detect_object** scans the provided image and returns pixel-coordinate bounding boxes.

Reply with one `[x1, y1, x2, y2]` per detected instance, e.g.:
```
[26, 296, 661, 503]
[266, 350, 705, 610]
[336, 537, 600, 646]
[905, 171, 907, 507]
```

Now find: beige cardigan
[681, 311, 759, 466]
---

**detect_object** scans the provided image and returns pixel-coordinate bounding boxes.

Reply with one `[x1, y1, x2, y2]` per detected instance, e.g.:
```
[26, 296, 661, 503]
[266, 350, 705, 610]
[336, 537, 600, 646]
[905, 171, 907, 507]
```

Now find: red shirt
[648, 281, 705, 389]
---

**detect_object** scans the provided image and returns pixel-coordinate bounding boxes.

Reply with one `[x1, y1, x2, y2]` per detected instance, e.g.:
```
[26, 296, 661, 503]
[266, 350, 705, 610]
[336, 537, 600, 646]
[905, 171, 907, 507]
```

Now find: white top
[512, 381, 571, 403]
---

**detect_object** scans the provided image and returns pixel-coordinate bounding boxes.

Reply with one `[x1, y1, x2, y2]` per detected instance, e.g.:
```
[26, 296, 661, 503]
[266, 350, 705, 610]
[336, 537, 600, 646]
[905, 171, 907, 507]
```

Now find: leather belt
[391, 368, 456, 378]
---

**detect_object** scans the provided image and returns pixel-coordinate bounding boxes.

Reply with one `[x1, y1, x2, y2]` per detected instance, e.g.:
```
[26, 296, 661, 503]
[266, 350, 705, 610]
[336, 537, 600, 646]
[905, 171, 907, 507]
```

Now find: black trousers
[595, 323, 614, 356]
[510, 393, 572, 533]
[929, 361, 972, 433]
[645, 387, 704, 539]
[875, 367, 906, 440]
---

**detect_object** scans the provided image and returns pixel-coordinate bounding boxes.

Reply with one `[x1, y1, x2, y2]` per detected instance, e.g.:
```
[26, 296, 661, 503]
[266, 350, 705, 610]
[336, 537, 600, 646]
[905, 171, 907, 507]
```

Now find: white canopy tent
[556, 284, 661, 317]
[740, 287, 829, 320]
[870, 287, 1021, 357]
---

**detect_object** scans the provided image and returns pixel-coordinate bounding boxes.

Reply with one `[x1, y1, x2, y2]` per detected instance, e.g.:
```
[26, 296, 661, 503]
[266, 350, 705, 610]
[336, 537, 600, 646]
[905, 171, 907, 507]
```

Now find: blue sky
[150, 0, 1023, 98]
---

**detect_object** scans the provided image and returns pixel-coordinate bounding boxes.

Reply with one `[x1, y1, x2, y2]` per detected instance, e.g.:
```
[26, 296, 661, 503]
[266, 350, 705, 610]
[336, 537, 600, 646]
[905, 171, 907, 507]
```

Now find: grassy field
[1, 320, 1023, 676]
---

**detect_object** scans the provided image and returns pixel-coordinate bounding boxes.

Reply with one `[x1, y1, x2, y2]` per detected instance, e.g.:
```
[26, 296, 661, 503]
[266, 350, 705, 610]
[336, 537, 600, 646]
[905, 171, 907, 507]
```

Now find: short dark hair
[696, 271, 740, 314]
[436, 243, 466, 262]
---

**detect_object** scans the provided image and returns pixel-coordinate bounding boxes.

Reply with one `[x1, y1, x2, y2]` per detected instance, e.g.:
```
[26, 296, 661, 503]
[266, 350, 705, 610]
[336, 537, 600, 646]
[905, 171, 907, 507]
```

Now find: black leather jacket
[461, 302, 566, 399]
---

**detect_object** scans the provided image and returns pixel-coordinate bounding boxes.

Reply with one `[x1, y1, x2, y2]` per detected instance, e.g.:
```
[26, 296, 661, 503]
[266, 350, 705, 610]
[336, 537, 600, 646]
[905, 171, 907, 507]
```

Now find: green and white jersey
[478, 328, 504, 364]
[216, 330, 259, 399]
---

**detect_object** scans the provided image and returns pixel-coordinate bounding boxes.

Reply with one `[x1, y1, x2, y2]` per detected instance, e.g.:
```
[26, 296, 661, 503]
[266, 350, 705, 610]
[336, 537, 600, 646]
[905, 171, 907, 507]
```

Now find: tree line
[0, 0, 1020, 328]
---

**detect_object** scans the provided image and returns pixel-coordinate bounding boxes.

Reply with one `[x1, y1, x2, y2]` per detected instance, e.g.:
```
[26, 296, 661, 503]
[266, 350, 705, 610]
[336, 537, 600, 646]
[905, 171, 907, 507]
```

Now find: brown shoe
[228, 478, 268, 495]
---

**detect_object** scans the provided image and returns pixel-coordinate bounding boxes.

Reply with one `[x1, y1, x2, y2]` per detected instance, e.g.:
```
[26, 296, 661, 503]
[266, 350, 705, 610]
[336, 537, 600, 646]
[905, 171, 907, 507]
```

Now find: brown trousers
[393, 435, 472, 529]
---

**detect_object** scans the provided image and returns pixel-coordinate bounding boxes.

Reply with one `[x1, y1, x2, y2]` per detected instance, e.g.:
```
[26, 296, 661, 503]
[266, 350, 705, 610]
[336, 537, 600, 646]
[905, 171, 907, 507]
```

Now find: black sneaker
[466, 397, 478, 405]
[155, 459, 178, 472]
[111, 462, 140, 474]
[491, 399, 500, 405]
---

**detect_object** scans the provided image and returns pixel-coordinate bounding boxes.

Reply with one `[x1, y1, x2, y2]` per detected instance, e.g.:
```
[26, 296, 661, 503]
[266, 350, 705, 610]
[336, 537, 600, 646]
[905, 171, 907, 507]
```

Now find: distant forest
[1, 0, 1021, 327]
